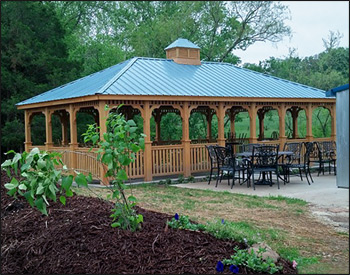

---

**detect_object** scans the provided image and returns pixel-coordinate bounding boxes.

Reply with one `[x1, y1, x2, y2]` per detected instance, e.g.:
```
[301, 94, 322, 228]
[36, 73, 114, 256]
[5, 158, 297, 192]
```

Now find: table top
[236, 151, 294, 157]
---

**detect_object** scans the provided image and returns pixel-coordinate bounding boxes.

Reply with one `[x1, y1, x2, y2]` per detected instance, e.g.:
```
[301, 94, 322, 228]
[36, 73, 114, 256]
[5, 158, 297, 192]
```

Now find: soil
[1, 171, 296, 274]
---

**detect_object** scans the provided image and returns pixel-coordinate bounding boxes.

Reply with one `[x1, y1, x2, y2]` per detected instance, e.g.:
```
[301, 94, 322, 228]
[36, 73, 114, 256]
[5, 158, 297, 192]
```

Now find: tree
[1, 1, 80, 157]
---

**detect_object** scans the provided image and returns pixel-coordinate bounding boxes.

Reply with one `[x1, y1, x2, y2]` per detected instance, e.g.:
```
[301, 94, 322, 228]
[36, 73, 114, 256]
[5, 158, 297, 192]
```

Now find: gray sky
[235, 1, 349, 65]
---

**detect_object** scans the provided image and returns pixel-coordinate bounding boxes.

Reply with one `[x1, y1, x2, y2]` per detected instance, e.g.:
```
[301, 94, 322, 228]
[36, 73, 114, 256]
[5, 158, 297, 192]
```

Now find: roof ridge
[96, 57, 139, 95]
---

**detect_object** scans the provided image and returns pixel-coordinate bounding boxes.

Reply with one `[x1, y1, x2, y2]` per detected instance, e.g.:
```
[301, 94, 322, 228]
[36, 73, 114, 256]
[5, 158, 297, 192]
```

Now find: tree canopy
[1, 1, 348, 159]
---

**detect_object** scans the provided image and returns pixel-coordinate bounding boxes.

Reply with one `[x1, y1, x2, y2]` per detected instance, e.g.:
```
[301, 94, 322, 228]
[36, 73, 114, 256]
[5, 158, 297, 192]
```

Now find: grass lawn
[73, 182, 349, 274]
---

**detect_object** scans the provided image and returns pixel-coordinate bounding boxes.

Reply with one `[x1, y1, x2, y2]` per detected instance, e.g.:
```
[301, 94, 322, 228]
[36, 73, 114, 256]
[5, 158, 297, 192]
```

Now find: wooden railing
[151, 145, 183, 176]
[190, 143, 216, 173]
[29, 136, 334, 183]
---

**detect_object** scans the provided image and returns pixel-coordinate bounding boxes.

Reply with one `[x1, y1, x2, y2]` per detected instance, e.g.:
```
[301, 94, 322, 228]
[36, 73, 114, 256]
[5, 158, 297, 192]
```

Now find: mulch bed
[1, 171, 296, 274]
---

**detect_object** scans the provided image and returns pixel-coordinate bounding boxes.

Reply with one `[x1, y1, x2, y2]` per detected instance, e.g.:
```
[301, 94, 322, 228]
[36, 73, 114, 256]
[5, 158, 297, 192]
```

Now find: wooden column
[292, 108, 299, 139]
[217, 102, 225, 146]
[68, 104, 78, 172]
[60, 112, 69, 146]
[230, 111, 236, 137]
[182, 102, 191, 177]
[98, 101, 108, 141]
[45, 108, 54, 151]
[249, 103, 258, 143]
[278, 104, 287, 149]
[143, 101, 153, 182]
[330, 105, 336, 142]
[257, 110, 265, 140]
[98, 101, 109, 184]
[206, 111, 213, 141]
[306, 103, 313, 142]
[154, 109, 161, 142]
[24, 110, 32, 152]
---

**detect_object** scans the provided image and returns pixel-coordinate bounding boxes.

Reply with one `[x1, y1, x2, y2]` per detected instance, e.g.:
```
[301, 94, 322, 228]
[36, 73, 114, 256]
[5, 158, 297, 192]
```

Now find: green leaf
[7, 188, 17, 196]
[49, 183, 56, 196]
[18, 184, 27, 190]
[35, 198, 48, 216]
[4, 183, 17, 190]
[119, 155, 131, 166]
[23, 191, 34, 207]
[1, 159, 12, 168]
[59, 196, 66, 205]
[12, 153, 22, 164]
[128, 195, 137, 202]
[127, 120, 136, 127]
[131, 144, 140, 153]
[61, 175, 73, 191]
[117, 169, 128, 181]
[20, 162, 31, 172]
[66, 189, 74, 197]
[36, 184, 45, 195]
[91, 135, 99, 144]
[75, 173, 88, 187]
[37, 158, 46, 169]
[102, 153, 113, 165]
[111, 222, 121, 228]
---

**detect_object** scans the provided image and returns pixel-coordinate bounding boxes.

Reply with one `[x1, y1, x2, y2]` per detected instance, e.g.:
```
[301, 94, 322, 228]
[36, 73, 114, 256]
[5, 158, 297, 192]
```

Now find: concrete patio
[175, 173, 349, 232]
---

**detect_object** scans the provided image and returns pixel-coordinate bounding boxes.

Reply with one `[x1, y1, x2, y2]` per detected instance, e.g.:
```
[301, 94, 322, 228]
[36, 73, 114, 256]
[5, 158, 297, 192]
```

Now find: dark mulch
[1, 171, 297, 274]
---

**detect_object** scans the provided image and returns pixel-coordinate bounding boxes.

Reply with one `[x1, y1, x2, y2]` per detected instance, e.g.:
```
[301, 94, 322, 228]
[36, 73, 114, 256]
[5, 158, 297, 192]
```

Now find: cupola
[165, 38, 201, 65]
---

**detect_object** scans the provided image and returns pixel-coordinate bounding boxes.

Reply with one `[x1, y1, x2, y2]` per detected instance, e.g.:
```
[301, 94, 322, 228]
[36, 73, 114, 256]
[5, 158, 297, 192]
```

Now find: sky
[234, 1, 349, 65]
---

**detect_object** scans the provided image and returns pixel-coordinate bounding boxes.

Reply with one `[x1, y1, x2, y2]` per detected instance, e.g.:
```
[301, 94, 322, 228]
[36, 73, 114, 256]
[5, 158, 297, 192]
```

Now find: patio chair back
[283, 142, 302, 165]
[205, 145, 219, 185]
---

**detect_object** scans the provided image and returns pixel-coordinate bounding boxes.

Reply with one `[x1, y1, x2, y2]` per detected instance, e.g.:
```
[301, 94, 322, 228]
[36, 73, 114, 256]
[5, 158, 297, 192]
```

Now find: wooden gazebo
[17, 38, 336, 184]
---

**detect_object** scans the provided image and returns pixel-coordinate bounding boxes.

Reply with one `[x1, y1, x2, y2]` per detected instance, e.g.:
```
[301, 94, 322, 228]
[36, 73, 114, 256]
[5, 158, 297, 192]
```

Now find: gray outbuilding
[326, 84, 349, 188]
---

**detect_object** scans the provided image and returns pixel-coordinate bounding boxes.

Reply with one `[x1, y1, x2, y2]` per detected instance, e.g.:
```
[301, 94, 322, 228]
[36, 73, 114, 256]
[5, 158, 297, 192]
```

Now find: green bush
[1, 147, 87, 215]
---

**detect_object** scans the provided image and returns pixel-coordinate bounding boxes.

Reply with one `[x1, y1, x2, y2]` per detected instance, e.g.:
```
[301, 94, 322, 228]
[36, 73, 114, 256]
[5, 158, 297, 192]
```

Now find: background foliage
[1, 1, 348, 159]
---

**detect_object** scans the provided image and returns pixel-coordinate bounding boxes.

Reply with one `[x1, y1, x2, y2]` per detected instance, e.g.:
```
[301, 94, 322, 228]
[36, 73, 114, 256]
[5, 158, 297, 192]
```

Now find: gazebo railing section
[28, 135, 334, 182]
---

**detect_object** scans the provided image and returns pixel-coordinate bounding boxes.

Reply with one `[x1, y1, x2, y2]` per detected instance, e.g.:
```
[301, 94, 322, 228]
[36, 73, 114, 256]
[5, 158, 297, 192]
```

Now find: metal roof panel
[17, 57, 327, 106]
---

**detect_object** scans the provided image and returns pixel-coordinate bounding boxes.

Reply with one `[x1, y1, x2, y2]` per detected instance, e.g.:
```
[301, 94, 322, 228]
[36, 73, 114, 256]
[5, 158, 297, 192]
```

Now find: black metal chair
[310, 141, 335, 176]
[279, 142, 303, 183]
[206, 145, 219, 185]
[300, 142, 314, 185]
[214, 146, 247, 188]
[250, 145, 280, 190]
[321, 141, 337, 175]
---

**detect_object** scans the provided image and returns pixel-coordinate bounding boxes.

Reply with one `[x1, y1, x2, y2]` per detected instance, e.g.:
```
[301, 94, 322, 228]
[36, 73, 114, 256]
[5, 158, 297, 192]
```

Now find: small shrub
[83, 104, 145, 232]
[1, 148, 88, 215]
[222, 246, 282, 274]
[167, 213, 205, 231]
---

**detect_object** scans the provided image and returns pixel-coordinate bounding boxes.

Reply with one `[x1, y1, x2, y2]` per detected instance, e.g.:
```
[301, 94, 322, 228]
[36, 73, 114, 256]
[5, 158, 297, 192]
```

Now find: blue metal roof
[17, 57, 328, 106]
[164, 38, 200, 50]
[326, 83, 349, 97]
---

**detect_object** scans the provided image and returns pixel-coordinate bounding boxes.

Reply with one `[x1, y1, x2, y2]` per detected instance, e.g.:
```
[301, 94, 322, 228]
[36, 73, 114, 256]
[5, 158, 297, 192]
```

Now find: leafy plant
[167, 213, 206, 231]
[222, 246, 282, 274]
[83, 104, 145, 231]
[1, 147, 88, 215]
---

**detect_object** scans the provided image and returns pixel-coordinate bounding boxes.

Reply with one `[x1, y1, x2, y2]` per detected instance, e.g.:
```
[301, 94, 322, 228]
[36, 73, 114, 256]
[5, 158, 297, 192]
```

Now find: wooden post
[154, 109, 161, 142]
[60, 112, 69, 146]
[292, 108, 299, 139]
[143, 101, 153, 181]
[206, 111, 213, 141]
[330, 105, 336, 142]
[69, 104, 78, 172]
[182, 102, 191, 177]
[278, 104, 287, 149]
[306, 103, 313, 142]
[45, 108, 53, 151]
[24, 110, 32, 152]
[258, 110, 265, 140]
[249, 103, 258, 143]
[230, 111, 236, 137]
[217, 102, 225, 146]
[98, 101, 109, 184]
